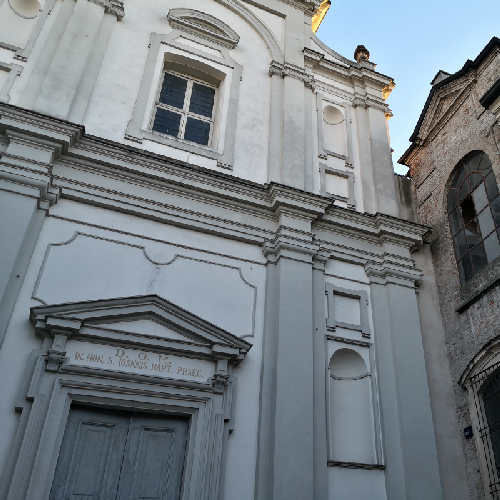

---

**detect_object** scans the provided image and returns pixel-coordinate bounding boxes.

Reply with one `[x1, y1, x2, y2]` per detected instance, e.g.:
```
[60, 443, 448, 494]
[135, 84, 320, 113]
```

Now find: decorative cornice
[303, 48, 393, 88]
[0, 104, 432, 258]
[351, 93, 390, 113]
[269, 61, 315, 89]
[277, 0, 321, 13]
[88, 0, 124, 19]
[365, 261, 423, 287]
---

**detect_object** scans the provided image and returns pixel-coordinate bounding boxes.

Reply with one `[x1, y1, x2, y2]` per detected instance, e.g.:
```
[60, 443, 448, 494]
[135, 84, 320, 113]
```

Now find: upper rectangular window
[152, 71, 216, 147]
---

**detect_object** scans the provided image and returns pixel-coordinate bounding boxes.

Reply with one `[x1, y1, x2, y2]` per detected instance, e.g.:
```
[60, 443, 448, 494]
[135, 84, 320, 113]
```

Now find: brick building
[400, 36, 500, 500]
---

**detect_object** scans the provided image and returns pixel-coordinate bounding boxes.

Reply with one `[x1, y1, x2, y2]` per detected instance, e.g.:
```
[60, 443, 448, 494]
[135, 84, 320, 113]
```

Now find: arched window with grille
[448, 152, 500, 284]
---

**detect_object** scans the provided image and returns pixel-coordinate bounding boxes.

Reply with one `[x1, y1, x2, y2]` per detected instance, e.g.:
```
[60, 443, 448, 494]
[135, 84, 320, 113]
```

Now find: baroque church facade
[0, 0, 469, 499]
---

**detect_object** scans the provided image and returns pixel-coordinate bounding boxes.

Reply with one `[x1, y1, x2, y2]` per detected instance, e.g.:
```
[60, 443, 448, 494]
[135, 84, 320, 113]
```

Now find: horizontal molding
[327, 460, 386, 471]
[0, 103, 432, 263]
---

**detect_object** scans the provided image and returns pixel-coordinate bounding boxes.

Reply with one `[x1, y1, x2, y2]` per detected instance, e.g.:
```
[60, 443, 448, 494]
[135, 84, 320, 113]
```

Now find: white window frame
[150, 70, 218, 147]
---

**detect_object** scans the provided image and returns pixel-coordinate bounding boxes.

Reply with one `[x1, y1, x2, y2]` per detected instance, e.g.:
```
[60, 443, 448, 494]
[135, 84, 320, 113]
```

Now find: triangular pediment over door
[31, 294, 252, 364]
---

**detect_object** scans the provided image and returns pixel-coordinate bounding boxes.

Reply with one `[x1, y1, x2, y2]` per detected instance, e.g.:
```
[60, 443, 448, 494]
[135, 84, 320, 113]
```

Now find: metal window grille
[447, 152, 500, 285]
[151, 70, 216, 147]
[470, 361, 500, 498]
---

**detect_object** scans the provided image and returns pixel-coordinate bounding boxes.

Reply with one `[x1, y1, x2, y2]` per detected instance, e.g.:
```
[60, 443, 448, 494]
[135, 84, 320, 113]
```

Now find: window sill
[125, 129, 222, 160]
[457, 255, 500, 312]
[327, 460, 386, 471]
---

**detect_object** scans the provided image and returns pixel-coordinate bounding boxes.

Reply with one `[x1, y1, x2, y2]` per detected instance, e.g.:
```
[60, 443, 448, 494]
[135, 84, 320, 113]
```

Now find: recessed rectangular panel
[325, 172, 348, 198]
[137, 431, 175, 498]
[334, 295, 361, 326]
[50, 407, 129, 500]
[117, 415, 188, 500]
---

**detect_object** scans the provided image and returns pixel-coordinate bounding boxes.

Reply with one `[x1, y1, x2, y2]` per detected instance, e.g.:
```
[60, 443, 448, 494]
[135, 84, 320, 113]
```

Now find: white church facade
[0, 0, 468, 499]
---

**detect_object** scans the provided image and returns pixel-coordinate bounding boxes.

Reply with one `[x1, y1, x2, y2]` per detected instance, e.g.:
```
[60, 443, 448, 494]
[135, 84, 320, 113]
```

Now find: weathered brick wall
[407, 52, 500, 500]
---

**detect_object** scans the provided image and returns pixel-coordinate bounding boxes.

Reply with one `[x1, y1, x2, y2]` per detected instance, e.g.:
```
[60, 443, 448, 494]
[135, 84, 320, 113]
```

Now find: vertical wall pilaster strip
[369, 280, 407, 500]
[34, 0, 106, 119]
[413, 245, 470, 500]
[272, 258, 314, 499]
[254, 262, 279, 500]
[267, 74, 284, 183]
[0, 198, 45, 350]
[67, 10, 116, 123]
[385, 282, 443, 499]
[367, 107, 398, 216]
[353, 104, 376, 214]
[281, 76, 306, 189]
[304, 86, 314, 192]
[312, 255, 329, 500]
[19, 0, 76, 109]
[369, 272, 444, 500]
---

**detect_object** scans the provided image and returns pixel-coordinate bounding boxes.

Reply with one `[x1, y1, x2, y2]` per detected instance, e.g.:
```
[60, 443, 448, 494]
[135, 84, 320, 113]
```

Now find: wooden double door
[50, 405, 188, 500]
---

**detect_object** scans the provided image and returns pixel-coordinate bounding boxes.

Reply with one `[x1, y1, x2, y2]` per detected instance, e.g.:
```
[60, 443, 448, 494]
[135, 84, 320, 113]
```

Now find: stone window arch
[447, 152, 500, 284]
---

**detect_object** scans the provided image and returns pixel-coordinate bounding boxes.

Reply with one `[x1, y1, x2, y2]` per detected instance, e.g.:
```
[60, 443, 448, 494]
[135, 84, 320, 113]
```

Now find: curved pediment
[168, 8, 240, 49]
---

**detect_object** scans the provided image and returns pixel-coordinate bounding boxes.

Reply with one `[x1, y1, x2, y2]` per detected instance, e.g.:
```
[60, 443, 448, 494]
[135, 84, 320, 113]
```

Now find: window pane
[459, 178, 470, 201]
[447, 189, 459, 214]
[449, 207, 463, 236]
[451, 165, 466, 189]
[471, 242, 488, 274]
[472, 182, 489, 213]
[184, 118, 211, 145]
[465, 218, 482, 248]
[458, 254, 473, 284]
[158, 73, 187, 109]
[483, 372, 500, 482]
[453, 230, 468, 260]
[492, 197, 500, 227]
[152, 108, 181, 137]
[485, 172, 500, 201]
[469, 172, 482, 191]
[478, 153, 493, 175]
[466, 153, 482, 174]
[460, 196, 476, 226]
[478, 206, 495, 237]
[484, 232, 500, 262]
[189, 83, 215, 118]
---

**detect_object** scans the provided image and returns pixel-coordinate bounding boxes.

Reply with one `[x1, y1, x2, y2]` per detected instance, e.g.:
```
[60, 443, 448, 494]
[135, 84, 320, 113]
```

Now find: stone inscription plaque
[65, 341, 215, 382]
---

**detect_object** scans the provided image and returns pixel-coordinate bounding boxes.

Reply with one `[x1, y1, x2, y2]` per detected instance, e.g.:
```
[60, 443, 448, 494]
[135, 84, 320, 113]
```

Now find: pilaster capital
[312, 251, 330, 271]
[276, 0, 322, 13]
[269, 61, 315, 89]
[365, 261, 422, 288]
[89, 0, 124, 19]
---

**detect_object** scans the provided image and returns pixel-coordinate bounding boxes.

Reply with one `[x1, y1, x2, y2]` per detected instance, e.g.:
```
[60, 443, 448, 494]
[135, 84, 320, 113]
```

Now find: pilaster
[366, 256, 443, 500]
[312, 251, 329, 500]
[256, 194, 329, 500]
[20, 0, 124, 120]
[0, 104, 82, 350]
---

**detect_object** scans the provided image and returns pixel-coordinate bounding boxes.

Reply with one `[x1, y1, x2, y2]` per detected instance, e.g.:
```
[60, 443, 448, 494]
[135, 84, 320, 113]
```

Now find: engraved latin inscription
[65, 341, 215, 382]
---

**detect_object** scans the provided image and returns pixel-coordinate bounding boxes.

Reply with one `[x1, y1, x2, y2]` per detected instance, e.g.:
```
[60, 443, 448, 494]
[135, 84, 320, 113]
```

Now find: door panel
[116, 415, 188, 500]
[50, 407, 188, 500]
[50, 406, 130, 500]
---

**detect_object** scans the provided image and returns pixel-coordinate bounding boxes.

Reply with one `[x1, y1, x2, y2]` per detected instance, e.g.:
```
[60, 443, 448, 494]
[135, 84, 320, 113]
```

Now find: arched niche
[8, 0, 41, 19]
[322, 104, 347, 157]
[329, 348, 376, 464]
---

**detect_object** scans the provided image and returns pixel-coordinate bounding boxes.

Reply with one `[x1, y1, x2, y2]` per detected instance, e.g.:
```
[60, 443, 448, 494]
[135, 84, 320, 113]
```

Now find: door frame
[3, 296, 250, 500]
